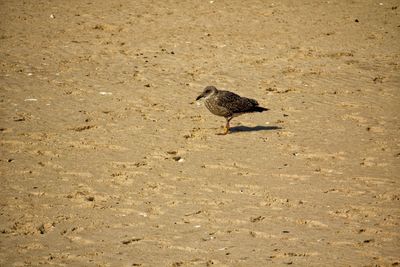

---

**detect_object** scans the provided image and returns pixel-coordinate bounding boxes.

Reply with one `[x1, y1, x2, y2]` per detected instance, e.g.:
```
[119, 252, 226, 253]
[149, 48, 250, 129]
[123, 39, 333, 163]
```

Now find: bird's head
[196, 86, 218, 101]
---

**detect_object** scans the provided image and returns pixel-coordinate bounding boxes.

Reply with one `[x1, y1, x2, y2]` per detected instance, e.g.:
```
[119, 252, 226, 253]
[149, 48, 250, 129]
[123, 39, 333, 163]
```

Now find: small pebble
[38, 224, 46, 234]
[363, 239, 374, 243]
[172, 156, 181, 161]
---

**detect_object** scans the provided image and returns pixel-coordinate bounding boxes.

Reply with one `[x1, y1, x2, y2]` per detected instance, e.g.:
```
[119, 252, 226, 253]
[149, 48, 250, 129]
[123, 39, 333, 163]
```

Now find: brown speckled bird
[196, 85, 269, 135]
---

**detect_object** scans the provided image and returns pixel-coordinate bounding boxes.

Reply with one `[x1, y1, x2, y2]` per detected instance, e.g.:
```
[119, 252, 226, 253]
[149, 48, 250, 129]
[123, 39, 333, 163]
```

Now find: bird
[196, 85, 269, 135]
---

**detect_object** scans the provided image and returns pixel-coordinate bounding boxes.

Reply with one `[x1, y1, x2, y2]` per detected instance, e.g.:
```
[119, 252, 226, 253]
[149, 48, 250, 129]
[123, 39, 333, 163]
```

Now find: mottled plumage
[196, 86, 269, 134]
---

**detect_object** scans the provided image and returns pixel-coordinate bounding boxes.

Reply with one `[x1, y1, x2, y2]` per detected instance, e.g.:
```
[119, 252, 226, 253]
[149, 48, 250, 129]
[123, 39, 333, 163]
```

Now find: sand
[0, 0, 399, 266]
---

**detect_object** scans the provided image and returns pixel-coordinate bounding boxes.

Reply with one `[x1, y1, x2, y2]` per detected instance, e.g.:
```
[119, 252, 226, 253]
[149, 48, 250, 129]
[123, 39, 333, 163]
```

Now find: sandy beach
[0, 0, 399, 266]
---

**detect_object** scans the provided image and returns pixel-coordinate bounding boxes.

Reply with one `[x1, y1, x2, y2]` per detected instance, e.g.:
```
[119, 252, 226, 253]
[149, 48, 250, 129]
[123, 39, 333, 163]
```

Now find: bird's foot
[216, 127, 230, 135]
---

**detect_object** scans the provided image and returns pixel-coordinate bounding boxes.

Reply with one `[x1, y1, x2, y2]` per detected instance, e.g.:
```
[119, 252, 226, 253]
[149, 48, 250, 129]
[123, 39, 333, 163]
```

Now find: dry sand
[0, 0, 399, 266]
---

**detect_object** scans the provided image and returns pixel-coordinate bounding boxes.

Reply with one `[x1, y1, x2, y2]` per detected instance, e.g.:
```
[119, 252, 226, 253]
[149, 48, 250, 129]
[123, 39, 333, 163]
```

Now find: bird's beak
[196, 93, 204, 101]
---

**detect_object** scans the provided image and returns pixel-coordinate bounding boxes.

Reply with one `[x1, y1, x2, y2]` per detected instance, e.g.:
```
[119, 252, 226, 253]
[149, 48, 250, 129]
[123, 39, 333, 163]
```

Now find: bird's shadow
[230, 125, 282, 133]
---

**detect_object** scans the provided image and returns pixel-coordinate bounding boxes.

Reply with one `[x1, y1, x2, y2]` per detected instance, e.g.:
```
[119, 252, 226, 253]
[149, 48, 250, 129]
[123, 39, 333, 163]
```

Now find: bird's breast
[204, 98, 231, 117]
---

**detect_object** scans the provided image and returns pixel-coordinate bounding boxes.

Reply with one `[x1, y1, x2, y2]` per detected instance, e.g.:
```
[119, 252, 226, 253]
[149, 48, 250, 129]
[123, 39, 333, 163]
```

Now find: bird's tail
[252, 106, 269, 112]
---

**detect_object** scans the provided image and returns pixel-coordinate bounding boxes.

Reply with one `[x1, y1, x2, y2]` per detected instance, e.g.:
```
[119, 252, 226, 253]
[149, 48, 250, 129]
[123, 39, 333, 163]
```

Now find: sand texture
[0, 0, 399, 266]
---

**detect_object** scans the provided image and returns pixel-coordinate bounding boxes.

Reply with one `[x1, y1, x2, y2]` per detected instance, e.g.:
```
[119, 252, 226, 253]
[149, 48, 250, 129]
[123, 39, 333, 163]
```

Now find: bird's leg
[217, 117, 232, 135]
[225, 118, 231, 134]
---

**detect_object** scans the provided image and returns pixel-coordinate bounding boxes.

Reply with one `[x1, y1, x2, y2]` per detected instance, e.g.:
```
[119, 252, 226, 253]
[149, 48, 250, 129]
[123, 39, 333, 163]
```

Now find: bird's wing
[216, 90, 259, 113]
